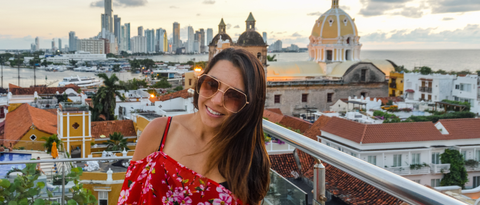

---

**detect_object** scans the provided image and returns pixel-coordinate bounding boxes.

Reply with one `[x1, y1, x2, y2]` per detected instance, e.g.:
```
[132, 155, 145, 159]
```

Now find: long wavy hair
[193, 48, 270, 204]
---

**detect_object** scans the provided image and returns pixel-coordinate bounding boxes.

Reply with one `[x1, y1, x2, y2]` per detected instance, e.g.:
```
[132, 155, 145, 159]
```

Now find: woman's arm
[132, 117, 168, 161]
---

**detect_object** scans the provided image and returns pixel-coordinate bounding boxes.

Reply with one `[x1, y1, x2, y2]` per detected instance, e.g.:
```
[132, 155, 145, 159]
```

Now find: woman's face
[198, 60, 246, 129]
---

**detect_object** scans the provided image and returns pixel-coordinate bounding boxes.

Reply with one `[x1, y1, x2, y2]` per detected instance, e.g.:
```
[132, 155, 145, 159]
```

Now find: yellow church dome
[310, 0, 358, 39]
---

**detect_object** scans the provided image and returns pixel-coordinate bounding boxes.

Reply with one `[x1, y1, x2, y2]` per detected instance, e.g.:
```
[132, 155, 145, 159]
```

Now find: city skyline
[1, 0, 480, 50]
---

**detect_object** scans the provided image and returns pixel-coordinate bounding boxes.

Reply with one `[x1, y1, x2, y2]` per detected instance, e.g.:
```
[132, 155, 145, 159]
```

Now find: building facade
[125, 23, 131, 50]
[114, 15, 121, 45]
[389, 72, 404, 97]
[130, 36, 147, 53]
[187, 26, 194, 53]
[206, 28, 213, 47]
[77, 39, 105, 54]
[173, 22, 180, 52]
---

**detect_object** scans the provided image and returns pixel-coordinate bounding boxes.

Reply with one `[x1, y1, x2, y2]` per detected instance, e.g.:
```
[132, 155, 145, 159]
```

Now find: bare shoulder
[132, 117, 169, 161]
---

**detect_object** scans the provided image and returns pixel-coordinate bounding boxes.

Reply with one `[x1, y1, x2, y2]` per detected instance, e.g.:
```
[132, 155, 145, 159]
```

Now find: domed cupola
[308, 0, 362, 63]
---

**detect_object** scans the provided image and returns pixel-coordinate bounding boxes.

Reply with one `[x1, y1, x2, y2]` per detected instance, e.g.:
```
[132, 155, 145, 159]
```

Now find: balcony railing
[389, 83, 397, 88]
[419, 86, 432, 93]
[262, 119, 466, 205]
[430, 164, 451, 174]
[385, 166, 431, 175]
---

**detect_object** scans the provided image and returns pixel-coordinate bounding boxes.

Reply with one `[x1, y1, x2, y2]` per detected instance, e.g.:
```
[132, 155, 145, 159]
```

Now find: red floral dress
[118, 117, 242, 205]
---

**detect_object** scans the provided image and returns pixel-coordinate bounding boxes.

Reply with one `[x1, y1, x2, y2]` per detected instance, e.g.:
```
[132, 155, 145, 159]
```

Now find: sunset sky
[1, 0, 479, 50]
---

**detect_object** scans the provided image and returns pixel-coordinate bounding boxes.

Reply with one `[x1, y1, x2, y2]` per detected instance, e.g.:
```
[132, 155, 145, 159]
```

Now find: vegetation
[410, 163, 430, 170]
[464, 159, 479, 169]
[112, 64, 121, 72]
[267, 54, 277, 62]
[69, 59, 78, 67]
[151, 78, 172, 88]
[90, 73, 126, 121]
[441, 99, 471, 109]
[103, 132, 129, 151]
[173, 86, 183, 92]
[440, 149, 468, 188]
[41, 134, 62, 154]
[119, 78, 148, 90]
[129, 58, 155, 72]
[408, 111, 475, 123]
[419, 66, 432, 75]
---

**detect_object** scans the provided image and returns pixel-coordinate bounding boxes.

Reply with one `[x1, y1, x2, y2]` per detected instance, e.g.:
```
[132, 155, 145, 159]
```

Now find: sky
[1, 0, 479, 50]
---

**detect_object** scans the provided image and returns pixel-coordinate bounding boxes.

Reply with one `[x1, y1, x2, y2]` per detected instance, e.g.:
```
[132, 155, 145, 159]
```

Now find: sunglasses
[196, 74, 249, 113]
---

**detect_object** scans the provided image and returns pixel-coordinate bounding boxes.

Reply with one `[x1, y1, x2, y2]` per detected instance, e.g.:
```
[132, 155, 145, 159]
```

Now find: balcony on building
[59, 102, 90, 112]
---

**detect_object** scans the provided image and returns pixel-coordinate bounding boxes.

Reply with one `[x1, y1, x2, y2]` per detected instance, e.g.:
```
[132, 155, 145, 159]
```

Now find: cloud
[196, 13, 201, 16]
[340, 5, 350, 10]
[431, 0, 480, 13]
[358, 0, 425, 18]
[202, 0, 215, 4]
[233, 25, 240, 28]
[442, 17, 454, 21]
[307, 12, 322, 16]
[227, 24, 231, 29]
[90, 0, 147, 8]
[362, 24, 480, 43]
[291, 32, 302, 37]
[169, 6, 178, 9]
[276, 31, 287, 34]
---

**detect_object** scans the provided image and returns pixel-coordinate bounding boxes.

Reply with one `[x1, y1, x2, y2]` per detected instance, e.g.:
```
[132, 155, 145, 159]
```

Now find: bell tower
[246, 12, 256, 31]
[332, 0, 340, 8]
[218, 18, 226, 34]
[57, 102, 92, 158]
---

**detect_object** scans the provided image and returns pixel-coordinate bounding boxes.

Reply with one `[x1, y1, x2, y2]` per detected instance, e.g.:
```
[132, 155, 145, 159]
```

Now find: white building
[46, 51, 107, 64]
[130, 36, 147, 53]
[77, 39, 105, 54]
[404, 73, 480, 114]
[317, 116, 480, 188]
[187, 26, 194, 53]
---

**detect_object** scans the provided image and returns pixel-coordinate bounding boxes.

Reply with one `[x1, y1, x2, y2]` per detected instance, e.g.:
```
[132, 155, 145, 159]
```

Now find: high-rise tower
[207, 28, 213, 46]
[102, 0, 113, 32]
[173, 22, 180, 52]
[187, 26, 194, 53]
[114, 15, 121, 45]
[125, 23, 131, 50]
[35, 37, 40, 51]
[138, 26, 143, 36]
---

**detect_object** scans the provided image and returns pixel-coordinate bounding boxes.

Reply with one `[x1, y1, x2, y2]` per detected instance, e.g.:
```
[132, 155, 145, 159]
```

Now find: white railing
[430, 164, 451, 174]
[385, 166, 431, 175]
[265, 141, 295, 154]
[465, 166, 480, 172]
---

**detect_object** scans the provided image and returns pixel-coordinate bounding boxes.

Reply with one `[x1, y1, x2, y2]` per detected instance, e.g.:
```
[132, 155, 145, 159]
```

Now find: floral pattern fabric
[118, 117, 241, 205]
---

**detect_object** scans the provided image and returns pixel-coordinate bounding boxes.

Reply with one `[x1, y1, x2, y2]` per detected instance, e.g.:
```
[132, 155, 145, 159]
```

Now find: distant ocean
[2, 49, 479, 88]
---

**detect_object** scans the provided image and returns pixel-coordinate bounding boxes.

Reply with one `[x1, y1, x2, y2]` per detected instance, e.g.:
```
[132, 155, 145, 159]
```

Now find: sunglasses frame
[196, 74, 249, 113]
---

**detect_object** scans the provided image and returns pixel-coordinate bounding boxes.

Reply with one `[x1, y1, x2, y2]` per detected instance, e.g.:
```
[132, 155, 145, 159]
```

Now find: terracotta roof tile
[266, 108, 283, 115]
[303, 115, 332, 141]
[269, 153, 299, 178]
[321, 117, 445, 143]
[9, 83, 21, 89]
[45, 109, 58, 115]
[263, 109, 284, 123]
[8, 85, 80, 95]
[296, 149, 316, 180]
[438, 118, 480, 139]
[155, 89, 192, 102]
[91, 120, 136, 139]
[4, 104, 57, 143]
[279, 116, 312, 133]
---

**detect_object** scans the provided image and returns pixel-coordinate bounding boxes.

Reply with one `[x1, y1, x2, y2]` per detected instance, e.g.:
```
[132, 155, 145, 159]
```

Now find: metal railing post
[61, 162, 65, 205]
[313, 159, 326, 205]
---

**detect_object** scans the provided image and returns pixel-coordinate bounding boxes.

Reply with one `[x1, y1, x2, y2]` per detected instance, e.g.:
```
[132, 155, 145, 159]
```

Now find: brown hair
[193, 48, 270, 204]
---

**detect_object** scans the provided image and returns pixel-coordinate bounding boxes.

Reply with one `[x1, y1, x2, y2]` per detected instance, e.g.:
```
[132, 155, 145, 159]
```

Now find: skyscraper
[35, 37, 40, 51]
[125, 23, 131, 50]
[138, 26, 143, 36]
[199, 29, 205, 53]
[102, 0, 113, 33]
[187, 26, 194, 53]
[58, 39, 62, 51]
[173, 22, 180, 52]
[145, 29, 155, 53]
[207, 28, 213, 46]
[120, 25, 126, 51]
[263, 32, 267, 43]
[163, 30, 168, 52]
[51, 38, 56, 51]
[194, 31, 200, 53]
[114, 15, 121, 45]
[156, 28, 166, 53]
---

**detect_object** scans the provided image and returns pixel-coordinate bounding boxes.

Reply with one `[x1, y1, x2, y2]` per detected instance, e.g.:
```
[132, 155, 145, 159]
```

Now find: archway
[326, 50, 333, 61]
[345, 50, 351, 61]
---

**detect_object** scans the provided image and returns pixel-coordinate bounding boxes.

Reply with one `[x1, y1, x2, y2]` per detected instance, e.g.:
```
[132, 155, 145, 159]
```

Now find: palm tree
[90, 73, 126, 121]
[267, 54, 277, 62]
[103, 132, 129, 151]
[41, 134, 62, 153]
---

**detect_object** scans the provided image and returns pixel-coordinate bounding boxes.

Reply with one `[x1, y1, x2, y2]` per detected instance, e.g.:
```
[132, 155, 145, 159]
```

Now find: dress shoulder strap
[158, 117, 173, 152]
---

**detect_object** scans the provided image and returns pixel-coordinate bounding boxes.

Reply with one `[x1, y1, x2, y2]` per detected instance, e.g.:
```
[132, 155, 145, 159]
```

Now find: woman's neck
[191, 112, 219, 143]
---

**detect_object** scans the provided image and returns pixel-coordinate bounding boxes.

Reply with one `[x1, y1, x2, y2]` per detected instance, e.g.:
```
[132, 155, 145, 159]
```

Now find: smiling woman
[119, 48, 270, 205]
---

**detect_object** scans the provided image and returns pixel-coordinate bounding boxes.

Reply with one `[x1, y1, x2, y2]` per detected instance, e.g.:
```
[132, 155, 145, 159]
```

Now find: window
[432, 152, 441, 164]
[98, 191, 108, 205]
[474, 176, 480, 188]
[462, 151, 467, 160]
[351, 153, 357, 157]
[30, 135, 37, 141]
[411, 153, 420, 164]
[367, 156, 377, 165]
[72, 122, 80, 129]
[476, 150, 480, 161]
[302, 94, 308, 103]
[455, 84, 459, 90]
[360, 69, 367, 82]
[327, 93, 333, 103]
[274, 95, 281, 104]
[326, 50, 333, 61]
[393, 154, 402, 167]
[431, 179, 441, 187]
[360, 92, 367, 97]
[189, 79, 192, 86]
[412, 179, 421, 183]
[326, 142, 331, 146]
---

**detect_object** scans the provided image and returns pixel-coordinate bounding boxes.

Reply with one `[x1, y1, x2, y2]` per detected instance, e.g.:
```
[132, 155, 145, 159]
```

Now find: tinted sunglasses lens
[198, 75, 218, 98]
[224, 89, 247, 112]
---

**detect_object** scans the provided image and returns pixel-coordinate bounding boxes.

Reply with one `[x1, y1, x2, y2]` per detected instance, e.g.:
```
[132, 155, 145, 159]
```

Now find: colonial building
[389, 72, 404, 97]
[208, 13, 268, 66]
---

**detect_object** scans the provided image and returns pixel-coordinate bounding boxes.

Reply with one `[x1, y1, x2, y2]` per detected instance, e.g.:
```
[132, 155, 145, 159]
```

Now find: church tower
[219, 18, 226, 34]
[57, 102, 92, 158]
[246, 12, 256, 31]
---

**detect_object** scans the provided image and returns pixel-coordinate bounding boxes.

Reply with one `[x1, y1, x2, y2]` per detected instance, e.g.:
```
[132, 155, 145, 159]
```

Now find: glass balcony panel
[264, 169, 308, 205]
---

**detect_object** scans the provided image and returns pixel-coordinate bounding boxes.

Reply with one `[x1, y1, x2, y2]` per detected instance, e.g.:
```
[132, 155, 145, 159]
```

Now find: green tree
[69, 59, 78, 67]
[151, 78, 172, 88]
[112, 64, 121, 72]
[90, 73, 126, 121]
[435, 69, 447, 74]
[41, 134, 62, 154]
[120, 51, 129, 57]
[419, 66, 432, 75]
[41, 59, 49, 67]
[63, 167, 98, 204]
[173, 86, 183, 91]
[440, 149, 468, 188]
[106, 53, 117, 58]
[142, 59, 156, 70]
[476, 70, 480, 76]
[456, 70, 472, 76]
[103, 132, 130, 151]
[29, 57, 41, 67]
[267, 54, 277, 62]
[0, 162, 46, 204]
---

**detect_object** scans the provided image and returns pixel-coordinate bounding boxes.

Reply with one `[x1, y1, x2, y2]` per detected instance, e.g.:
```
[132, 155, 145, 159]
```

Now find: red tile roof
[279, 115, 312, 133]
[269, 153, 299, 178]
[154, 89, 192, 102]
[321, 117, 447, 144]
[8, 85, 80, 95]
[263, 109, 284, 123]
[437, 118, 480, 139]
[4, 104, 57, 143]
[303, 115, 332, 141]
[266, 108, 283, 115]
[91, 120, 136, 139]
[9, 83, 21, 89]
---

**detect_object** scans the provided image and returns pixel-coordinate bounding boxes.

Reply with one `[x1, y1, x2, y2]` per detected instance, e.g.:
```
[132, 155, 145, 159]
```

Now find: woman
[118, 48, 270, 205]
